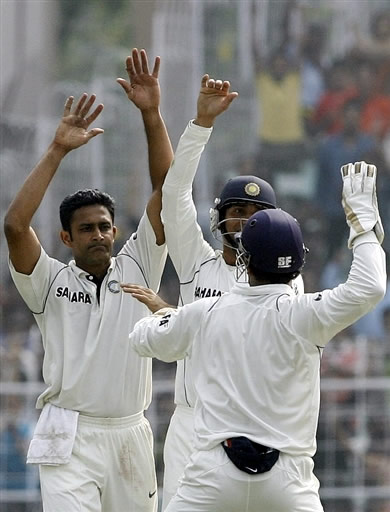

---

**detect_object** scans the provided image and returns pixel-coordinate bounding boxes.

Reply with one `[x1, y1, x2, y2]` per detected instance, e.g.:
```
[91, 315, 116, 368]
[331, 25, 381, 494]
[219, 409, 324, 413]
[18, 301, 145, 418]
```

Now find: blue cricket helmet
[240, 209, 306, 274]
[215, 175, 277, 213]
[210, 176, 277, 239]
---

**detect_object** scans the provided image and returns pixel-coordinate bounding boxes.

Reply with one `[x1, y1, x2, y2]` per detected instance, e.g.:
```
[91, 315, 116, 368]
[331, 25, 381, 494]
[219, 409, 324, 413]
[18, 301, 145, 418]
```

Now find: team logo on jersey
[244, 183, 260, 197]
[55, 287, 92, 304]
[108, 280, 120, 293]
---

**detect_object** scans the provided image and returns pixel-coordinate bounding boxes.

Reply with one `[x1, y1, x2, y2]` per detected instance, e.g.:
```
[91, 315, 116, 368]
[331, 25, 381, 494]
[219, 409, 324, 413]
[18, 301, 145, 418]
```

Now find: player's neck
[222, 246, 237, 266]
[75, 260, 111, 280]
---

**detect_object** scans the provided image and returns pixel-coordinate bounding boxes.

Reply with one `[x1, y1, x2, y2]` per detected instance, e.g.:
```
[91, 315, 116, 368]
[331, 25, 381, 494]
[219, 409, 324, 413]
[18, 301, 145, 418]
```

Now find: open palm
[53, 93, 104, 151]
[117, 48, 161, 111]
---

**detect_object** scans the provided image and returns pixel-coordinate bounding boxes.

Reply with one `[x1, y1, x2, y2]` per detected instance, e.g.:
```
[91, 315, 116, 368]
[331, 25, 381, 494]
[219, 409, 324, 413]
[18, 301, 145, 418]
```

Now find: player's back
[191, 282, 321, 457]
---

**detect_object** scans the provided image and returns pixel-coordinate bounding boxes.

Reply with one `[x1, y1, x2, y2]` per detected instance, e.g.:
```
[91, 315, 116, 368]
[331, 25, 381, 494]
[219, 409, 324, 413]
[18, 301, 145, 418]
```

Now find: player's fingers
[221, 81, 231, 93]
[125, 55, 136, 78]
[73, 93, 88, 115]
[351, 161, 364, 193]
[140, 48, 151, 75]
[357, 161, 376, 193]
[152, 56, 160, 78]
[85, 104, 104, 125]
[207, 78, 216, 88]
[223, 92, 239, 108]
[367, 164, 376, 178]
[80, 94, 97, 118]
[215, 80, 223, 89]
[132, 48, 142, 74]
[116, 78, 131, 93]
[341, 163, 352, 178]
[120, 283, 149, 293]
[63, 96, 74, 116]
[341, 163, 353, 195]
[86, 128, 104, 140]
[201, 74, 209, 87]
[228, 92, 239, 101]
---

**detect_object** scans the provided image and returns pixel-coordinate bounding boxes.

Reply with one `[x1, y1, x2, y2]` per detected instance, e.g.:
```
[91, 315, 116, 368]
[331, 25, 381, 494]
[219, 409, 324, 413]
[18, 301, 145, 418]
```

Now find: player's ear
[60, 230, 72, 247]
[113, 225, 117, 239]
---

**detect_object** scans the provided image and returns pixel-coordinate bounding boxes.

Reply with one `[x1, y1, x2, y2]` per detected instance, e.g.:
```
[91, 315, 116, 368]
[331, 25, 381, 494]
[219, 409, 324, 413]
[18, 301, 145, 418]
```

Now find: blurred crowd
[1, 4, 389, 511]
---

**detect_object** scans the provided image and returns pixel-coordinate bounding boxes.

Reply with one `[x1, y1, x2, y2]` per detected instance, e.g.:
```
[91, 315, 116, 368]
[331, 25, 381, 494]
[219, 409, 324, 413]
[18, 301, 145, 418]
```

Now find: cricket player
[159, 74, 303, 509]
[128, 161, 386, 511]
[4, 49, 173, 512]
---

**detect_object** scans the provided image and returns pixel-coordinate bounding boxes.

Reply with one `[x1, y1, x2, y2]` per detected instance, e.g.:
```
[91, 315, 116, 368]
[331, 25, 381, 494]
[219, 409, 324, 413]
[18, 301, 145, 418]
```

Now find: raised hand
[195, 74, 239, 127]
[341, 161, 384, 248]
[53, 94, 104, 153]
[117, 48, 161, 112]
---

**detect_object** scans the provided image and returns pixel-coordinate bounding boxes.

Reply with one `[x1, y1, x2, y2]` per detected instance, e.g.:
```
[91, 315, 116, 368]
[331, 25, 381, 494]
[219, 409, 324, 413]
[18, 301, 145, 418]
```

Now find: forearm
[161, 122, 214, 276]
[130, 310, 191, 362]
[162, 121, 212, 192]
[141, 107, 173, 191]
[5, 143, 67, 231]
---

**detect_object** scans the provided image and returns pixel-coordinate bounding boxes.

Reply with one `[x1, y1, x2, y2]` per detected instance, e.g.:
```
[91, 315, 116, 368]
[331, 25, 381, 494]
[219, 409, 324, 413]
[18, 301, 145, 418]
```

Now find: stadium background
[1, 1, 389, 511]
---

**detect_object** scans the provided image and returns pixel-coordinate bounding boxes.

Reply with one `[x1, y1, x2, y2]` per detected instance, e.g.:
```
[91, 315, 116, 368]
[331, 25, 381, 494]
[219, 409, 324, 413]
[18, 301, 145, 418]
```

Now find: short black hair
[59, 189, 115, 233]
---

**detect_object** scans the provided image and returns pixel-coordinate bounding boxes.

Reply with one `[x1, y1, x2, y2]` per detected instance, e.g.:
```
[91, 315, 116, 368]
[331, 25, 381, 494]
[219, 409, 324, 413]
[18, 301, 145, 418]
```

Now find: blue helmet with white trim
[239, 209, 306, 274]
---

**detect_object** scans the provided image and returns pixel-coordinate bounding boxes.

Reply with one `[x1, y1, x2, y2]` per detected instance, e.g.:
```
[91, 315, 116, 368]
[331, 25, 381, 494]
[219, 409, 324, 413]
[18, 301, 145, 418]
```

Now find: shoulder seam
[179, 256, 219, 286]
[115, 253, 150, 288]
[31, 264, 69, 315]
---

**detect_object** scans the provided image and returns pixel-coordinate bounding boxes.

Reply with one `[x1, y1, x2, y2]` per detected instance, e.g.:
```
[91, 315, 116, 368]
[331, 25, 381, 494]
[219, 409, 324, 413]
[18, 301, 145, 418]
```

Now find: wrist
[194, 116, 215, 128]
[141, 107, 161, 123]
[47, 141, 70, 159]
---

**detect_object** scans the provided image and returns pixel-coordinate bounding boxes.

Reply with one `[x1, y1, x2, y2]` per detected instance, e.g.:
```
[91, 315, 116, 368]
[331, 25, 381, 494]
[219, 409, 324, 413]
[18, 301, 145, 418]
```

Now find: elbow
[4, 213, 19, 238]
[363, 280, 387, 308]
[4, 213, 27, 241]
[372, 281, 387, 305]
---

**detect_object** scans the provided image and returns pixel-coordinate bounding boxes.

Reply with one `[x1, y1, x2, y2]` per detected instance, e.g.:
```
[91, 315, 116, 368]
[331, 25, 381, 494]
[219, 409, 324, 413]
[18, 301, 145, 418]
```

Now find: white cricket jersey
[130, 232, 386, 456]
[9, 212, 167, 417]
[161, 120, 304, 408]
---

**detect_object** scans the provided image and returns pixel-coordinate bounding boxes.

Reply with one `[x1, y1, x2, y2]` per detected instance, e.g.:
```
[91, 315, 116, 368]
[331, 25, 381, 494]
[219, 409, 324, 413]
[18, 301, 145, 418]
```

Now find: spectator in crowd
[251, 3, 306, 183]
[315, 98, 376, 255]
[311, 59, 358, 136]
[0, 394, 38, 512]
[352, 8, 390, 61]
[281, 0, 327, 132]
[295, 22, 327, 131]
[355, 59, 390, 141]
[252, 46, 306, 181]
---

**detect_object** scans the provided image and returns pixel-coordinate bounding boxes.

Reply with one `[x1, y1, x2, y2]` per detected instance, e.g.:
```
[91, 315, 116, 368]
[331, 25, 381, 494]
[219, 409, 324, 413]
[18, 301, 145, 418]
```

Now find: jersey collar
[231, 281, 294, 296]
[68, 257, 115, 279]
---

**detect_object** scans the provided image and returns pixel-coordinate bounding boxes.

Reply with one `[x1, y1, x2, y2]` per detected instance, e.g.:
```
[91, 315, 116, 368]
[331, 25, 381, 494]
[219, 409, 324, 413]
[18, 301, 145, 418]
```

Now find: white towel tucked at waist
[27, 403, 79, 465]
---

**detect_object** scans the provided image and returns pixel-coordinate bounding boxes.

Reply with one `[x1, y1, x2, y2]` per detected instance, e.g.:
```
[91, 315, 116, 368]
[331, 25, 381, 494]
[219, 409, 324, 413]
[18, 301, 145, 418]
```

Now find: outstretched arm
[117, 48, 173, 245]
[4, 94, 104, 274]
[160, 74, 238, 280]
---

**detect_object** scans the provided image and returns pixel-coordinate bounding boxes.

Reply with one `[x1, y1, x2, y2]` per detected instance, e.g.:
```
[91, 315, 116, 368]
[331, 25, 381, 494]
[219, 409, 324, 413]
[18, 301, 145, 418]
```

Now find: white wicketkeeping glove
[341, 161, 384, 249]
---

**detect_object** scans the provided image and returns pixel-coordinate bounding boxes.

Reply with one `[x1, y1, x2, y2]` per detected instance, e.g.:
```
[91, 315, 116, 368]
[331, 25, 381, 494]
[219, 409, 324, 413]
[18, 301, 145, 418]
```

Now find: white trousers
[165, 444, 324, 512]
[39, 412, 157, 512]
[162, 405, 194, 511]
